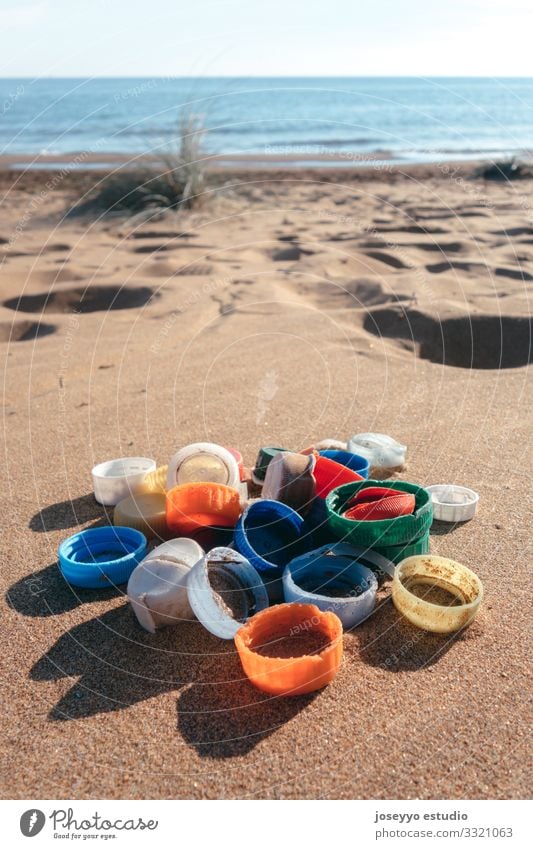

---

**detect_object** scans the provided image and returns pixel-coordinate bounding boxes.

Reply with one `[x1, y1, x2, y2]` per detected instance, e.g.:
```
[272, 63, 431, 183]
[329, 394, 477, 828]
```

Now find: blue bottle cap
[58, 526, 148, 588]
[234, 500, 306, 600]
[319, 449, 369, 479]
[283, 543, 378, 629]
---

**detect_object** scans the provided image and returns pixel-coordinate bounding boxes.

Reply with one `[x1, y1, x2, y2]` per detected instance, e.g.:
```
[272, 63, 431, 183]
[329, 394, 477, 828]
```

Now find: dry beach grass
[0, 161, 531, 799]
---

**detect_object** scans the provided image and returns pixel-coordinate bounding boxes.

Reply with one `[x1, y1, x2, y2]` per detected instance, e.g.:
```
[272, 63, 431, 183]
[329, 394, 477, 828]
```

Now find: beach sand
[0, 162, 531, 799]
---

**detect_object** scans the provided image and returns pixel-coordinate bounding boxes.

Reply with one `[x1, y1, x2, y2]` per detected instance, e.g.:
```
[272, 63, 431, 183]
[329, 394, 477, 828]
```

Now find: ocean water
[1, 77, 532, 164]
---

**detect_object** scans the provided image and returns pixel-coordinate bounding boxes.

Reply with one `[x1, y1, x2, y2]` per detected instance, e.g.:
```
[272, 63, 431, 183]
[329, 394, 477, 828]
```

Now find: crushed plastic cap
[127, 538, 204, 633]
[347, 433, 406, 470]
[262, 451, 316, 515]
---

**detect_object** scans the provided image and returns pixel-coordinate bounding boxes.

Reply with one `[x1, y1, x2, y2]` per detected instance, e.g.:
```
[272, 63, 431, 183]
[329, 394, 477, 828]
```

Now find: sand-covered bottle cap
[283, 543, 378, 629]
[166, 442, 240, 490]
[91, 457, 156, 506]
[347, 433, 406, 471]
[59, 526, 148, 588]
[426, 484, 479, 523]
[392, 554, 483, 633]
[234, 603, 343, 696]
[187, 547, 269, 640]
[113, 491, 168, 539]
[127, 538, 204, 633]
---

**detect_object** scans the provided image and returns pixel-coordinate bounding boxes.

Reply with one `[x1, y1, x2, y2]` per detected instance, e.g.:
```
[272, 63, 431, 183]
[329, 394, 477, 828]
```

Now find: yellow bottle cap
[113, 492, 168, 540]
[392, 555, 483, 633]
[137, 465, 168, 495]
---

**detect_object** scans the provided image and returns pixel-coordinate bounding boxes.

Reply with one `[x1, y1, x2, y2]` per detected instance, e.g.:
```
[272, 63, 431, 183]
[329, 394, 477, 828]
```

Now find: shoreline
[0, 157, 520, 196]
[0, 150, 527, 174]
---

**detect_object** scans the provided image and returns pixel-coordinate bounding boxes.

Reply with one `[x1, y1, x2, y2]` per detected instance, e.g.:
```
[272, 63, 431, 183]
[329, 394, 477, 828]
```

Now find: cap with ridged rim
[326, 479, 432, 547]
[113, 491, 168, 540]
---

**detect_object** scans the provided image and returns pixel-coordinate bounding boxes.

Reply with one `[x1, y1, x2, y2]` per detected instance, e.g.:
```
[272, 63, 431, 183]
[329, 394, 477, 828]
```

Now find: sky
[0, 0, 532, 78]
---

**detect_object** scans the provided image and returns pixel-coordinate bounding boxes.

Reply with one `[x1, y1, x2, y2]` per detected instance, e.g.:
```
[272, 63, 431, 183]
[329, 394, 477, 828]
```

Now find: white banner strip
[2, 799, 530, 848]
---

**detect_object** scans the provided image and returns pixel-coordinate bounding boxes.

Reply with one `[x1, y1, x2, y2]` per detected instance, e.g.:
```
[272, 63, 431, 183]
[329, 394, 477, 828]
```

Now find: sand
[0, 161, 531, 799]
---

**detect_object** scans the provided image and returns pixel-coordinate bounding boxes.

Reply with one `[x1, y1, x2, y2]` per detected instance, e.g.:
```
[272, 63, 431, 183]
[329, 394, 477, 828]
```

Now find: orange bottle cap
[234, 602, 343, 696]
[166, 482, 242, 535]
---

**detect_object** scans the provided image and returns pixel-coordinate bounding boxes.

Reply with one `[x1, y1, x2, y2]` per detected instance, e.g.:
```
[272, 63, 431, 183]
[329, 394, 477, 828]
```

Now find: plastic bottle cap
[367, 531, 430, 565]
[251, 446, 288, 484]
[234, 499, 305, 600]
[392, 554, 483, 633]
[283, 543, 378, 629]
[137, 465, 168, 495]
[127, 538, 204, 633]
[113, 492, 168, 539]
[319, 449, 369, 479]
[313, 439, 348, 451]
[300, 439, 348, 453]
[347, 433, 406, 471]
[166, 482, 242, 535]
[262, 451, 316, 515]
[226, 447, 246, 481]
[166, 443, 240, 490]
[426, 484, 479, 523]
[343, 486, 415, 521]
[58, 526, 148, 588]
[326, 480, 433, 547]
[313, 453, 364, 499]
[91, 457, 156, 506]
[187, 547, 269, 639]
[234, 603, 343, 696]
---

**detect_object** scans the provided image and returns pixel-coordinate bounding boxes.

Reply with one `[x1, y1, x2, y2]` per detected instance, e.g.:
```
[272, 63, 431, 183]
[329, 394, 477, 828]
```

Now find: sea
[1, 76, 532, 166]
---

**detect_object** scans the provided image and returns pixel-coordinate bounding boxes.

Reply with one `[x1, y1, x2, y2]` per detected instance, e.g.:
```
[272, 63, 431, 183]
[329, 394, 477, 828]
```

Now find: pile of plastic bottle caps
[58, 435, 483, 696]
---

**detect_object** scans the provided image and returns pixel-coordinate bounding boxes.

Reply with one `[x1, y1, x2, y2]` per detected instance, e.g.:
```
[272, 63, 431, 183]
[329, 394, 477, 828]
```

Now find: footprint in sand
[3, 285, 156, 314]
[363, 250, 412, 269]
[405, 241, 465, 254]
[491, 226, 533, 238]
[270, 245, 316, 262]
[426, 259, 533, 280]
[495, 266, 533, 281]
[363, 306, 532, 369]
[373, 224, 450, 235]
[0, 320, 56, 342]
[128, 230, 196, 240]
[42, 243, 72, 252]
